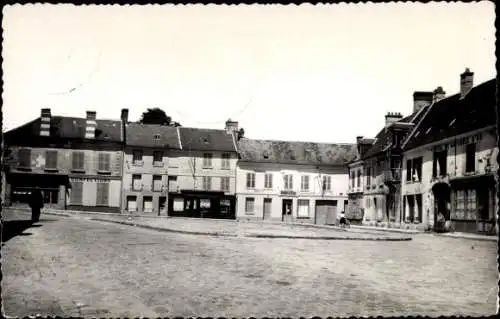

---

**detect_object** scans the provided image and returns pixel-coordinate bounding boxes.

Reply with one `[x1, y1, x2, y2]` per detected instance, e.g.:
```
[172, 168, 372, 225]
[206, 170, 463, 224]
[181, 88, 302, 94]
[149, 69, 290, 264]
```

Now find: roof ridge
[241, 137, 355, 146]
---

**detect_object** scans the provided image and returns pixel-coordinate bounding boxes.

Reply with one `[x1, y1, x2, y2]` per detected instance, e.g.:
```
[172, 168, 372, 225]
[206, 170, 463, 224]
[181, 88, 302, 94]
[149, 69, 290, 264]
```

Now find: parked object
[29, 187, 44, 222]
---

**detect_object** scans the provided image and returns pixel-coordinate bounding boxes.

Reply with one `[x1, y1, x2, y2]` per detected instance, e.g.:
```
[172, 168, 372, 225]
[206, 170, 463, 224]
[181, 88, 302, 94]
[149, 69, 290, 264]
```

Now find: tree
[139, 108, 180, 126]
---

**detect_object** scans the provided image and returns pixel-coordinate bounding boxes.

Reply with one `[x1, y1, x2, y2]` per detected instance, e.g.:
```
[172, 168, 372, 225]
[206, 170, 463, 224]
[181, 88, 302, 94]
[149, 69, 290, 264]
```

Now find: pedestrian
[339, 210, 347, 228]
[29, 187, 44, 223]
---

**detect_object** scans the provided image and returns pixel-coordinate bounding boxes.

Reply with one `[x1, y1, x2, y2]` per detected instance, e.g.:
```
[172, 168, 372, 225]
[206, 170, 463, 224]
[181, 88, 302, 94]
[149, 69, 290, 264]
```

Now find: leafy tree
[237, 128, 245, 140]
[139, 108, 180, 126]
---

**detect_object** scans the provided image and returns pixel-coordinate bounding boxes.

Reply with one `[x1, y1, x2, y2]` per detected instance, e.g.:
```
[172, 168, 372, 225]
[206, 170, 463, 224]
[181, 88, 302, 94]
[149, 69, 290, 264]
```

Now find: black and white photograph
[0, 2, 498, 317]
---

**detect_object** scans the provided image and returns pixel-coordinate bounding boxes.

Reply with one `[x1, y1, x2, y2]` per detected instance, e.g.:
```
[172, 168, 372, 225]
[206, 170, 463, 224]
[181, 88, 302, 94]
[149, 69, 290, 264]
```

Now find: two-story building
[3, 108, 124, 212]
[236, 139, 356, 224]
[166, 120, 239, 219]
[345, 136, 374, 224]
[121, 110, 182, 215]
[402, 70, 497, 235]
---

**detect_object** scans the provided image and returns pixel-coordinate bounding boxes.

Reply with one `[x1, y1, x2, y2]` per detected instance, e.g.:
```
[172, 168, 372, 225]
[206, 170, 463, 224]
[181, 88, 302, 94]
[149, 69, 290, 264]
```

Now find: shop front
[449, 174, 497, 235]
[168, 190, 236, 220]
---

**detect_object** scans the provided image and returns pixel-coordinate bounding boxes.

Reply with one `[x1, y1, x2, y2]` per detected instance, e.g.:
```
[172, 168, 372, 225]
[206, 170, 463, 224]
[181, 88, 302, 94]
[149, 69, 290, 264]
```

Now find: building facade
[3, 109, 124, 212]
[166, 121, 239, 219]
[121, 112, 182, 215]
[402, 71, 497, 235]
[236, 139, 356, 224]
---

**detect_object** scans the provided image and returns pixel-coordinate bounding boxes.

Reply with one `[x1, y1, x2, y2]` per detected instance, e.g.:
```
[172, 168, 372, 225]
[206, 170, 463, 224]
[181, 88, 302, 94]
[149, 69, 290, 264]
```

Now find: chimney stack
[460, 68, 474, 99]
[120, 108, 129, 143]
[385, 112, 403, 128]
[40, 108, 51, 136]
[225, 118, 239, 135]
[412, 91, 433, 114]
[121, 108, 129, 123]
[432, 86, 446, 103]
[85, 111, 97, 139]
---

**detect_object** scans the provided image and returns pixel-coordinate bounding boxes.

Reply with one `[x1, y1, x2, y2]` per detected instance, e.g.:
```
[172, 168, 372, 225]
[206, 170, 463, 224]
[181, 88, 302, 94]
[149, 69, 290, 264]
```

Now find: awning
[449, 173, 496, 188]
[7, 172, 70, 188]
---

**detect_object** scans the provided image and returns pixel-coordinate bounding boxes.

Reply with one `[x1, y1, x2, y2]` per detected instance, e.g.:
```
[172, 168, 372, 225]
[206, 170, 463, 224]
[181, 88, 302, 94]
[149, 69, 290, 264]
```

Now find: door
[282, 199, 293, 222]
[315, 200, 337, 225]
[263, 198, 272, 220]
[159, 196, 167, 216]
[326, 200, 338, 225]
[477, 188, 490, 233]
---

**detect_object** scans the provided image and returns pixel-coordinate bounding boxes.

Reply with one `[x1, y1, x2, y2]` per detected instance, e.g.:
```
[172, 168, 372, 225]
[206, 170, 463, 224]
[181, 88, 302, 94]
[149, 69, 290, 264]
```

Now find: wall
[236, 161, 349, 221]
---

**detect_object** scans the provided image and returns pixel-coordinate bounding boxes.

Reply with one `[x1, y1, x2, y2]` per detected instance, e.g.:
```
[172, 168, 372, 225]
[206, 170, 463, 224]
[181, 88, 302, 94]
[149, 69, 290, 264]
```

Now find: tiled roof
[179, 127, 237, 152]
[126, 123, 181, 149]
[404, 78, 496, 150]
[237, 138, 357, 166]
[4, 116, 122, 144]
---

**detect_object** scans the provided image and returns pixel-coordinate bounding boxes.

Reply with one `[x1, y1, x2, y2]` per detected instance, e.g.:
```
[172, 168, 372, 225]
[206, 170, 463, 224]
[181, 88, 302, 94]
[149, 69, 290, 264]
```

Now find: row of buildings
[2, 109, 355, 224]
[347, 69, 498, 235]
[2, 68, 497, 235]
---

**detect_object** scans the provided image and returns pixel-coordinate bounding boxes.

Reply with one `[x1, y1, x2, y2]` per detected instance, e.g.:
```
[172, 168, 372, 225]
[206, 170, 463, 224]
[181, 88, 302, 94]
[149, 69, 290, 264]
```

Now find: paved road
[2, 210, 497, 317]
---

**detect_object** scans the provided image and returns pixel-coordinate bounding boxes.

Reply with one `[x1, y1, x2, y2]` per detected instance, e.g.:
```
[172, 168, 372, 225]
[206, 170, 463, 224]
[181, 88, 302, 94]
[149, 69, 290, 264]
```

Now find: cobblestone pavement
[2, 209, 497, 317]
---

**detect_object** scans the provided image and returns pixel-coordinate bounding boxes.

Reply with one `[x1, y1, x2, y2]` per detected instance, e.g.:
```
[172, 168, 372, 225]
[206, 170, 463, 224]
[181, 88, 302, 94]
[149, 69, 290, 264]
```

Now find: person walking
[29, 187, 44, 223]
[339, 210, 347, 228]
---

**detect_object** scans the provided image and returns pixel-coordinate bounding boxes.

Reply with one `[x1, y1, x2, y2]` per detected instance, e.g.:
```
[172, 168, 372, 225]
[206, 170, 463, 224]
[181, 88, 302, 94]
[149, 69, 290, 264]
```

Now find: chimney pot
[412, 91, 433, 114]
[225, 119, 239, 135]
[40, 108, 51, 136]
[385, 111, 404, 128]
[460, 68, 474, 99]
[121, 108, 129, 123]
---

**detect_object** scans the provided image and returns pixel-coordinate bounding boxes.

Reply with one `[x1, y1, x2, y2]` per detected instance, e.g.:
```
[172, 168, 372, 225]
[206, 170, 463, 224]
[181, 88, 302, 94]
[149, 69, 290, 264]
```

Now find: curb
[433, 233, 497, 242]
[350, 225, 423, 234]
[91, 217, 412, 241]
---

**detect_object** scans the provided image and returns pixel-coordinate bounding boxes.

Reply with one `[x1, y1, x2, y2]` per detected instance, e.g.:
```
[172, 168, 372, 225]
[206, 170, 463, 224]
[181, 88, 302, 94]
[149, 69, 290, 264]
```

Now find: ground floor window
[453, 189, 477, 220]
[404, 194, 422, 223]
[245, 197, 255, 214]
[297, 199, 310, 218]
[126, 195, 137, 212]
[43, 189, 59, 204]
[70, 181, 83, 205]
[143, 196, 153, 213]
[173, 197, 184, 212]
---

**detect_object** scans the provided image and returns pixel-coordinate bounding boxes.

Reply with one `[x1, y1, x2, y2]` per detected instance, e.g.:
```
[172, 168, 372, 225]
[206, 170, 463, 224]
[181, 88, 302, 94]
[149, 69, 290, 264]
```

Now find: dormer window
[203, 138, 209, 144]
[263, 151, 270, 159]
[154, 134, 160, 141]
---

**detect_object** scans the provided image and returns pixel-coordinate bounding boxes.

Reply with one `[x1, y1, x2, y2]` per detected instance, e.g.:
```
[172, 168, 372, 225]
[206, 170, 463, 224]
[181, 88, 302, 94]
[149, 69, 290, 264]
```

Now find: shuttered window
[70, 181, 83, 205]
[297, 199, 310, 218]
[98, 153, 111, 171]
[301, 175, 309, 191]
[220, 177, 230, 191]
[45, 150, 58, 169]
[72, 152, 85, 170]
[202, 176, 212, 190]
[18, 149, 31, 168]
[264, 173, 273, 189]
[153, 175, 163, 192]
[96, 182, 109, 206]
[203, 153, 212, 168]
[221, 153, 230, 169]
[322, 176, 331, 191]
[284, 175, 293, 190]
[132, 174, 142, 190]
[246, 173, 256, 189]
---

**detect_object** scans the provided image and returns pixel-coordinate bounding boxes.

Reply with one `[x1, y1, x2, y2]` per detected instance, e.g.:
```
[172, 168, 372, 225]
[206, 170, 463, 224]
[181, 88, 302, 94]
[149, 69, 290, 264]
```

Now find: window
[284, 174, 293, 190]
[127, 196, 137, 212]
[203, 153, 212, 168]
[70, 181, 83, 205]
[351, 172, 355, 188]
[245, 197, 255, 214]
[72, 152, 85, 171]
[220, 176, 230, 192]
[465, 143, 476, 173]
[322, 176, 331, 191]
[432, 150, 447, 178]
[153, 175, 163, 192]
[18, 148, 31, 168]
[132, 174, 142, 191]
[246, 172, 256, 189]
[153, 134, 160, 141]
[153, 151, 163, 166]
[202, 176, 212, 190]
[143, 196, 153, 213]
[221, 153, 230, 169]
[96, 182, 109, 206]
[98, 153, 111, 172]
[45, 150, 58, 169]
[454, 189, 477, 220]
[356, 170, 361, 187]
[297, 199, 310, 218]
[415, 194, 422, 223]
[264, 173, 273, 189]
[366, 167, 371, 186]
[301, 175, 309, 191]
[407, 157, 423, 182]
[132, 150, 143, 165]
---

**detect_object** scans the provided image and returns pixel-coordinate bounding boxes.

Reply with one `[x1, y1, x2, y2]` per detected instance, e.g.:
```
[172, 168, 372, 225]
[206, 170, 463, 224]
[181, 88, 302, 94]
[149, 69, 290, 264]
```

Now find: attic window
[203, 137, 209, 144]
[449, 118, 456, 127]
[263, 151, 269, 159]
[154, 134, 160, 140]
[425, 127, 432, 135]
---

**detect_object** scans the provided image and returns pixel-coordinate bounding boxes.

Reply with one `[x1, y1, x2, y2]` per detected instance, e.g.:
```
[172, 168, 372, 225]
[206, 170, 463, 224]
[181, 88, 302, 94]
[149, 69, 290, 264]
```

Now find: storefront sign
[200, 199, 211, 208]
[280, 190, 296, 196]
[70, 177, 109, 183]
[432, 133, 482, 152]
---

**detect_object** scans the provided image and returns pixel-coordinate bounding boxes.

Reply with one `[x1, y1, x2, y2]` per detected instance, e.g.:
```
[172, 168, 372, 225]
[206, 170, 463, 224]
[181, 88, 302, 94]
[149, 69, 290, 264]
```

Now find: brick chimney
[121, 108, 129, 143]
[413, 91, 433, 114]
[225, 119, 239, 135]
[385, 112, 403, 128]
[40, 108, 51, 136]
[460, 68, 474, 99]
[432, 86, 446, 103]
[85, 111, 97, 139]
[121, 108, 129, 123]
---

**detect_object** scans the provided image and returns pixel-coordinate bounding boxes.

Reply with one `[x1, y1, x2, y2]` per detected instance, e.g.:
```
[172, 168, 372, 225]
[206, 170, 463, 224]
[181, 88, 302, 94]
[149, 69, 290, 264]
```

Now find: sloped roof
[179, 127, 237, 152]
[238, 138, 357, 166]
[4, 116, 122, 145]
[126, 123, 181, 149]
[404, 78, 496, 150]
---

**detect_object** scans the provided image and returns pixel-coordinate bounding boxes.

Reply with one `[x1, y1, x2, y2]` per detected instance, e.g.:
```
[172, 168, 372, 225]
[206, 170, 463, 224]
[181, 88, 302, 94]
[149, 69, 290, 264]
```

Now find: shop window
[70, 181, 83, 205]
[297, 199, 310, 218]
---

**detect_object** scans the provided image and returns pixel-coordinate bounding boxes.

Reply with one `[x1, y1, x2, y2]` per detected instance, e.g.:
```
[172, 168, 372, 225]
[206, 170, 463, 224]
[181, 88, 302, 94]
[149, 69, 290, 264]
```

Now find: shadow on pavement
[1, 220, 43, 244]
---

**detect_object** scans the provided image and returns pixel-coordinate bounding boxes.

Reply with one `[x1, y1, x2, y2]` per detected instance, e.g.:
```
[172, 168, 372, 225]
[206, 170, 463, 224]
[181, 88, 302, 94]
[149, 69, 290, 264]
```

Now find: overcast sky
[2, 3, 495, 143]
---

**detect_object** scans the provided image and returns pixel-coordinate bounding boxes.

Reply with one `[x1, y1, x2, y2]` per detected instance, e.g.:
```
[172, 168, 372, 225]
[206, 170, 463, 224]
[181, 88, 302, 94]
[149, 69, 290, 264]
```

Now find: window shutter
[96, 182, 109, 206]
[70, 181, 83, 205]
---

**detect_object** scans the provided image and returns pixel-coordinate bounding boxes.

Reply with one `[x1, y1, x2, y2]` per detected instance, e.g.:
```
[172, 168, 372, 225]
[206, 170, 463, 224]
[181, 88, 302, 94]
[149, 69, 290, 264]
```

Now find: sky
[2, 3, 496, 144]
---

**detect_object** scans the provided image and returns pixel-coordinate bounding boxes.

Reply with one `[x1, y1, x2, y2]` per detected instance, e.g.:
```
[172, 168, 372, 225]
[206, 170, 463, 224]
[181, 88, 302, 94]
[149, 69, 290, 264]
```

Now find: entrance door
[263, 198, 272, 220]
[477, 188, 491, 233]
[326, 201, 338, 225]
[315, 200, 337, 225]
[158, 196, 167, 216]
[282, 199, 293, 222]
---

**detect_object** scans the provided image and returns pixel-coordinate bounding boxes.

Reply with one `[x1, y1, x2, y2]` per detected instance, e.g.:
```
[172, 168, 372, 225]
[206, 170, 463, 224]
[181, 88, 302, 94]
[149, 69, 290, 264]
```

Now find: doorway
[263, 198, 272, 220]
[282, 199, 293, 222]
